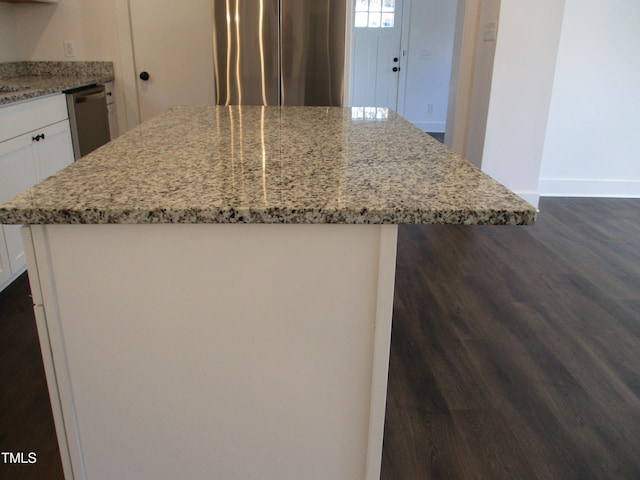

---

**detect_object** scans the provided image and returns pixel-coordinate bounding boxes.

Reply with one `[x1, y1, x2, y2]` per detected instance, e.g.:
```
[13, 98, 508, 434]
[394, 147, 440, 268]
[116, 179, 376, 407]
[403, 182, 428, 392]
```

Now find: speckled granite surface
[0, 61, 114, 105]
[0, 106, 536, 225]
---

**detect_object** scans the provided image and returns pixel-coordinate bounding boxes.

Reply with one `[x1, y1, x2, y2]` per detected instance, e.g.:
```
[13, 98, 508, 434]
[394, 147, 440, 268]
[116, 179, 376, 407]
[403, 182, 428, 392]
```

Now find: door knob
[393, 57, 399, 62]
[139, 71, 150, 81]
[393, 67, 400, 72]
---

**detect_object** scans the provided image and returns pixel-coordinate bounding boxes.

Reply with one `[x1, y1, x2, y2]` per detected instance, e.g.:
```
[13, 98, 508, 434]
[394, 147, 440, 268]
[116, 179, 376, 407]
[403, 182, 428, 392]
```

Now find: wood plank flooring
[1, 197, 639, 479]
[0, 273, 64, 480]
[381, 197, 640, 480]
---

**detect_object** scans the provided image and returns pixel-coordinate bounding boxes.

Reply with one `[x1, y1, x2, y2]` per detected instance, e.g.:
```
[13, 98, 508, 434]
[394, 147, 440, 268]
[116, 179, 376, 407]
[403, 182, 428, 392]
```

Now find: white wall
[12, 0, 117, 61]
[481, 0, 566, 206]
[538, 0, 640, 198]
[0, 4, 18, 62]
[398, 0, 456, 133]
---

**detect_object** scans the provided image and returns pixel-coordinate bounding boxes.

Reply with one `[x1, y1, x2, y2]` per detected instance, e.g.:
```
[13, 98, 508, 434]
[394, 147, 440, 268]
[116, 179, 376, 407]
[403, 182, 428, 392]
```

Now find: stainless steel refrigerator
[212, 0, 346, 106]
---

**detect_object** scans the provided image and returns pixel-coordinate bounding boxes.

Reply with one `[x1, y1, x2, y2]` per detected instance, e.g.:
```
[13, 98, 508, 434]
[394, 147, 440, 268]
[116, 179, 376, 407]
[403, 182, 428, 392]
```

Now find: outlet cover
[63, 40, 76, 58]
[483, 21, 498, 42]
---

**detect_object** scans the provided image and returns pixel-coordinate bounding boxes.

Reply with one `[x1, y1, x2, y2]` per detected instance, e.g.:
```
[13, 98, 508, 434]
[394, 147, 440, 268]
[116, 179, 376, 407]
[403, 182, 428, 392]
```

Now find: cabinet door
[0, 133, 39, 274]
[34, 120, 75, 181]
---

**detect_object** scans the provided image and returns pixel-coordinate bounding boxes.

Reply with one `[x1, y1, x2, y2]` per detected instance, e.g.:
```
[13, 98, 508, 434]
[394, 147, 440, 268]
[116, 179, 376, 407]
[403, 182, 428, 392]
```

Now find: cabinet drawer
[0, 94, 69, 143]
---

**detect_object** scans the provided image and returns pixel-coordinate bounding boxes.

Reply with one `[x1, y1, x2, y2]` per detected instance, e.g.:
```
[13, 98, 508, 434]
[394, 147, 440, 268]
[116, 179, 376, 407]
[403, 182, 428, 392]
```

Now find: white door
[350, 0, 405, 109]
[129, 0, 216, 122]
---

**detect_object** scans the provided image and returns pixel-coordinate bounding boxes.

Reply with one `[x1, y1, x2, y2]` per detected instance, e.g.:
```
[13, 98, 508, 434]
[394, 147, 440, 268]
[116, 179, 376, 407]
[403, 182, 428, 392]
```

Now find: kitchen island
[0, 106, 535, 480]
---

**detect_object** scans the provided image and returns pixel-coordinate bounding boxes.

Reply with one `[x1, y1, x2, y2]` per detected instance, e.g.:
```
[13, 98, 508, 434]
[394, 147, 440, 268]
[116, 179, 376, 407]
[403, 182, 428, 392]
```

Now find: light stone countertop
[0, 105, 536, 225]
[0, 61, 114, 105]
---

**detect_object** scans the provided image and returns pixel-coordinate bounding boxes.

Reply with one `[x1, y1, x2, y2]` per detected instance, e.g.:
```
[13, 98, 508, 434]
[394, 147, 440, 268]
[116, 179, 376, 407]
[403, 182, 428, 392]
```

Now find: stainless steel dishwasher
[65, 85, 111, 160]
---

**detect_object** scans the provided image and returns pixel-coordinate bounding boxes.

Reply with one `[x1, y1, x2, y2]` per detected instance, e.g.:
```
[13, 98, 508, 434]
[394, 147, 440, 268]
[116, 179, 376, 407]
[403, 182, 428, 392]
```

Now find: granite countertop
[0, 61, 114, 105]
[0, 105, 536, 225]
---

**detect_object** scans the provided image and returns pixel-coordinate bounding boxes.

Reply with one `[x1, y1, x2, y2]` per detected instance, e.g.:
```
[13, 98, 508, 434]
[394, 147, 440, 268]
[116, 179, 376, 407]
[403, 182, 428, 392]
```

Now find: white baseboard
[408, 121, 446, 133]
[538, 178, 640, 198]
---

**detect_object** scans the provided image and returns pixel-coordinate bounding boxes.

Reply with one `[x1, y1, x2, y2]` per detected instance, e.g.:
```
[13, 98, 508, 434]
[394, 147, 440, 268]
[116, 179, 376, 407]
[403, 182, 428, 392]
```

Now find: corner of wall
[481, 0, 567, 200]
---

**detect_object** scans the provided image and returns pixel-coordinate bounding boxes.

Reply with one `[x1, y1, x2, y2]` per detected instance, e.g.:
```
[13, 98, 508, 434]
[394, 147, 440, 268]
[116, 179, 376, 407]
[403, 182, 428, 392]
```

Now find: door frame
[395, 0, 413, 117]
[445, 0, 485, 154]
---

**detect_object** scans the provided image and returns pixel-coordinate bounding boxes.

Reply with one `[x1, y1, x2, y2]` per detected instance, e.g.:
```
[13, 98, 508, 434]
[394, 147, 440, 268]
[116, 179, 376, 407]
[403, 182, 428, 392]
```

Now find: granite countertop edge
[0, 206, 537, 226]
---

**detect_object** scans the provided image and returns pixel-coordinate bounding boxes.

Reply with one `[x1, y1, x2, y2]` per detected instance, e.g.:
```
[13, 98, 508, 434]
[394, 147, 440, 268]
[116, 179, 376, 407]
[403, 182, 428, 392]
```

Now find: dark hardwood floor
[381, 197, 640, 479]
[427, 132, 445, 143]
[0, 274, 64, 480]
[1, 197, 639, 479]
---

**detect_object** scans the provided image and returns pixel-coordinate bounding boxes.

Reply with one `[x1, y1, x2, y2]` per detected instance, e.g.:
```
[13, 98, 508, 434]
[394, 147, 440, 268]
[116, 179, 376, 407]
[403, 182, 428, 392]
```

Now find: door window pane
[368, 12, 381, 28]
[354, 0, 394, 28]
[355, 0, 369, 12]
[355, 12, 368, 28]
[351, 107, 389, 120]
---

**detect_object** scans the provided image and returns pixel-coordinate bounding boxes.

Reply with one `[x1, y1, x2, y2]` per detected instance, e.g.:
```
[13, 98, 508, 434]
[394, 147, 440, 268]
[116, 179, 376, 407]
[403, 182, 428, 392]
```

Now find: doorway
[349, 0, 457, 136]
[347, 0, 501, 162]
[349, 0, 406, 110]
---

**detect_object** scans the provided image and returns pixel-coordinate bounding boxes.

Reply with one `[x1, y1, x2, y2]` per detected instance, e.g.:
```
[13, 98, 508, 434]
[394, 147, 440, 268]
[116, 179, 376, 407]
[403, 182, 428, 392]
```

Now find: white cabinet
[0, 131, 38, 281]
[0, 94, 74, 291]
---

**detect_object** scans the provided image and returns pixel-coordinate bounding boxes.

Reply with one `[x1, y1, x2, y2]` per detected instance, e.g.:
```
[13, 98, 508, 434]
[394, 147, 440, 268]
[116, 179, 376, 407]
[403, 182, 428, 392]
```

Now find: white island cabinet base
[23, 223, 398, 480]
